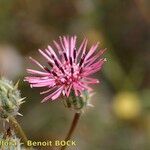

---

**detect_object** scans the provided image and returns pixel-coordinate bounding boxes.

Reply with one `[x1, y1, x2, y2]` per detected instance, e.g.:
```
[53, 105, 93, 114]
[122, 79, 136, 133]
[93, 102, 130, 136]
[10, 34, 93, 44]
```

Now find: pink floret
[24, 36, 106, 102]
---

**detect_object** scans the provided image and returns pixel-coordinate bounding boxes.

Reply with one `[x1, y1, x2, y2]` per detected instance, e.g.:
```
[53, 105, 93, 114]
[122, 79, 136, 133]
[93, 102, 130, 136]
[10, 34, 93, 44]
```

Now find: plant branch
[60, 112, 81, 150]
[9, 117, 29, 148]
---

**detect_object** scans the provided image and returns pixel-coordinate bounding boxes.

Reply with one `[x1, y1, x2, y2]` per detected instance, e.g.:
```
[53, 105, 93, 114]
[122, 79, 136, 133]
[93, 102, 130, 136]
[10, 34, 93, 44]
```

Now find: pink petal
[27, 69, 50, 76]
[73, 84, 80, 96]
[66, 84, 73, 97]
[53, 40, 63, 54]
[40, 86, 56, 94]
[31, 81, 55, 87]
[81, 39, 88, 58]
[85, 43, 99, 61]
[59, 36, 69, 57]
[38, 49, 53, 63]
[76, 38, 86, 62]
[84, 77, 100, 84]
[47, 46, 61, 65]
[41, 86, 64, 102]
[29, 57, 45, 70]
[85, 48, 106, 66]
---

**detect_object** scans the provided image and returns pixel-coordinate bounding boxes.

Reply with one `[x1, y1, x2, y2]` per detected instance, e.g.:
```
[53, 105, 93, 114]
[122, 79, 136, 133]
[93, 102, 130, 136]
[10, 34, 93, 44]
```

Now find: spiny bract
[0, 77, 25, 119]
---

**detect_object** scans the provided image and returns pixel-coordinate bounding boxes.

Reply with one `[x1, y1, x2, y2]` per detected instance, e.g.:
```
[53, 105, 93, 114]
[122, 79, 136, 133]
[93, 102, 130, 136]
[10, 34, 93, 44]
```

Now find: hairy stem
[60, 113, 81, 150]
[9, 117, 29, 148]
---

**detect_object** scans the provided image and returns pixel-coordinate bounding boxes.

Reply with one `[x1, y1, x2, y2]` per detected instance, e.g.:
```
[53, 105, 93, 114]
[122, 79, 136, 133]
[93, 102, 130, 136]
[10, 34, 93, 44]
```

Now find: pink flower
[25, 36, 106, 102]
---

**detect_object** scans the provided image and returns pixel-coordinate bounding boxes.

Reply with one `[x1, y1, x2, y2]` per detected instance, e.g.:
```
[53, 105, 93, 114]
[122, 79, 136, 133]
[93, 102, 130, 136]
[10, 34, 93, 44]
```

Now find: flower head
[0, 130, 26, 150]
[0, 78, 25, 119]
[25, 36, 106, 102]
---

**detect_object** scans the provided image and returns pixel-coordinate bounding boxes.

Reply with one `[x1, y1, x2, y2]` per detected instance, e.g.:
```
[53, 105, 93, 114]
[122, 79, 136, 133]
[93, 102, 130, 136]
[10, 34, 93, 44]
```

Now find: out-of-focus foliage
[0, 0, 149, 150]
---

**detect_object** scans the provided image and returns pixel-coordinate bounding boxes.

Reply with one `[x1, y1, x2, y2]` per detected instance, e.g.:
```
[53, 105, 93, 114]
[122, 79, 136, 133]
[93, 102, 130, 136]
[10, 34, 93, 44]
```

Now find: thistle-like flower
[25, 36, 106, 103]
[0, 78, 25, 119]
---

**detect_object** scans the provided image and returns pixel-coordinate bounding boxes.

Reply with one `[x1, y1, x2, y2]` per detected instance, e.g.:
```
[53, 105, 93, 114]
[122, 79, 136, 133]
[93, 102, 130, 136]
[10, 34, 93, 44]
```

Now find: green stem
[60, 113, 81, 150]
[9, 117, 29, 148]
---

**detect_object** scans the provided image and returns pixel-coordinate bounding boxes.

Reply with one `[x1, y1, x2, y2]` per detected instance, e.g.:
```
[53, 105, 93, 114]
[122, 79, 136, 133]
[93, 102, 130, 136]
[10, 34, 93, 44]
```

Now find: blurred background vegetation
[0, 0, 149, 150]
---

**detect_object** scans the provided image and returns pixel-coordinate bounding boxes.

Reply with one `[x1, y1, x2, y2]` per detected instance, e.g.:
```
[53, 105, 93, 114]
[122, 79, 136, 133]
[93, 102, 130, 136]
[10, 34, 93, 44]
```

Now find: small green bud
[0, 77, 25, 119]
[0, 131, 26, 150]
[63, 91, 93, 113]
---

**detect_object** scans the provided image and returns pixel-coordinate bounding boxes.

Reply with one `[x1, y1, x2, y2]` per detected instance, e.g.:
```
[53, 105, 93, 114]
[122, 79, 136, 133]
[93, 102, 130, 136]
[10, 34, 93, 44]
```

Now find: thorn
[6, 118, 9, 122]
[17, 112, 23, 116]
[18, 97, 26, 102]
[104, 58, 107, 62]
[87, 103, 94, 107]
[19, 101, 26, 105]
[14, 80, 20, 89]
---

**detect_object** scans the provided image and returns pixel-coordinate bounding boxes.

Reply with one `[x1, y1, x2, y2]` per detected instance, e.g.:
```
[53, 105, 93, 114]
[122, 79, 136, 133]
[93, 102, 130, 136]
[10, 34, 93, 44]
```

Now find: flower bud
[0, 78, 25, 119]
[63, 91, 93, 113]
[0, 131, 26, 150]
